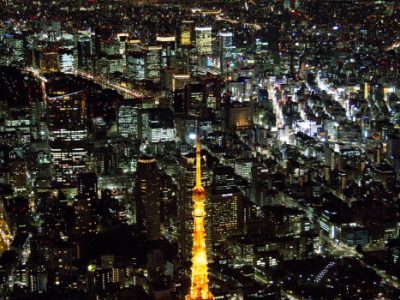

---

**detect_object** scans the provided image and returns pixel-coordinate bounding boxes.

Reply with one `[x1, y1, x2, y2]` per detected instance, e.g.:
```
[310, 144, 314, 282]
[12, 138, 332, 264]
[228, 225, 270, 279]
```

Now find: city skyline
[0, 0, 399, 299]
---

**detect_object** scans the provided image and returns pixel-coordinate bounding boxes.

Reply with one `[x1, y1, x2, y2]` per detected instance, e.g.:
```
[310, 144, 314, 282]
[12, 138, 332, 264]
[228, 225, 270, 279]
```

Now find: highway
[25, 67, 144, 100]
[215, 14, 262, 31]
[75, 71, 144, 99]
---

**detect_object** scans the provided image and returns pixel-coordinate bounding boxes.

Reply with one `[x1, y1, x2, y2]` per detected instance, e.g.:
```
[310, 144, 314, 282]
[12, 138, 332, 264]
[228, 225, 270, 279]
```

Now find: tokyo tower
[186, 140, 214, 300]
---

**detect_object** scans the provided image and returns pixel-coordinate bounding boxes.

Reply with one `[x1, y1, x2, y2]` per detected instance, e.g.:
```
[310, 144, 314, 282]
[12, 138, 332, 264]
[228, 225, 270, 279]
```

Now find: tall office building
[156, 36, 176, 68]
[59, 48, 76, 73]
[218, 31, 233, 73]
[223, 100, 253, 132]
[78, 172, 98, 199]
[40, 50, 60, 72]
[77, 35, 93, 71]
[209, 166, 243, 248]
[180, 20, 194, 46]
[118, 100, 139, 138]
[127, 51, 146, 81]
[195, 27, 212, 56]
[144, 45, 162, 82]
[147, 108, 175, 143]
[185, 83, 207, 117]
[47, 81, 87, 187]
[75, 173, 98, 235]
[181, 45, 199, 76]
[135, 156, 161, 240]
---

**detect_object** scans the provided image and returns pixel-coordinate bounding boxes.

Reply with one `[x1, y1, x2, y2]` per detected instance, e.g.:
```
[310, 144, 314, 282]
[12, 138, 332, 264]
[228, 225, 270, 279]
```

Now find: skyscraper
[210, 166, 243, 248]
[117, 100, 139, 139]
[143, 45, 162, 82]
[47, 82, 87, 187]
[195, 27, 212, 56]
[75, 173, 98, 235]
[184, 83, 207, 117]
[135, 156, 161, 240]
[127, 51, 146, 81]
[147, 108, 176, 144]
[218, 31, 233, 74]
[180, 20, 194, 46]
[186, 141, 213, 300]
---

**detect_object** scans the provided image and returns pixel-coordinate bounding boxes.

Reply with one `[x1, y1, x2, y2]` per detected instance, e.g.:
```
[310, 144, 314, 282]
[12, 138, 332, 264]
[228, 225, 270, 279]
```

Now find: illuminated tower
[0, 219, 11, 254]
[0, 201, 12, 254]
[177, 148, 211, 261]
[186, 141, 213, 300]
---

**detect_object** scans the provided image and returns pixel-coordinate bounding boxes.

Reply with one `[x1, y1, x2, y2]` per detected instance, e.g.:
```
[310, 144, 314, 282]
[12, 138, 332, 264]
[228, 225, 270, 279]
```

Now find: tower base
[185, 294, 214, 300]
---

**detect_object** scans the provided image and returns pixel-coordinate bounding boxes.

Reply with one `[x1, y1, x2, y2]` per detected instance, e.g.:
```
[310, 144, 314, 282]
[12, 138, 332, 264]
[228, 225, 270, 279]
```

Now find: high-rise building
[127, 51, 146, 81]
[181, 45, 199, 76]
[77, 35, 93, 71]
[185, 83, 207, 117]
[223, 102, 252, 132]
[180, 20, 194, 46]
[75, 173, 98, 235]
[78, 172, 98, 199]
[135, 156, 161, 240]
[195, 27, 212, 56]
[59, 48, 76, 73]
[147, 108, 175, 143]
[144, 45, 162, 82]
[209, 166, 243, 248]
[40, 50, 60, 72]
[118, 100, 140, 138]
[156, 36, 176, 68]
[47, 81, 87, 187]
[186, 141, 213, 300]
[218, 31, 233, 73]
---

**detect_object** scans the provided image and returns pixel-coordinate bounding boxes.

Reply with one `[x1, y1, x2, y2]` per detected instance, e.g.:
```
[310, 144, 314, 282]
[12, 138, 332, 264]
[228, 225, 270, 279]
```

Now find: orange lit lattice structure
[0, 203, 12, 254]
[186, 141, 214, 300]
[0, 220, 11, 253]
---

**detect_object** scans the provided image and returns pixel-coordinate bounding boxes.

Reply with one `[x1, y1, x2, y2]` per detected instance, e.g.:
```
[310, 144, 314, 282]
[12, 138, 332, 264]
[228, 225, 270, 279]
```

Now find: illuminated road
[282, 291, 301, 300]
[254, 273, 269, 285]
[215, 15, 262, 31]
[265, 78, 285, 129]
[324, 237, 400, 289]
[75, 71, 144, 99]
[25, 67, 144, 99]
[358, 259, 400, 289]
[24, 67, 48, 102]
[254, 273, 300, 300]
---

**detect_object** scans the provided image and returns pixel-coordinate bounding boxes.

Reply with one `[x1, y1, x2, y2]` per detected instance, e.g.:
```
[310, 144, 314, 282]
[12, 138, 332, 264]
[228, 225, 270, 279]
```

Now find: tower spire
[186, 134, 214, 300]
[195, 137, 202, 188]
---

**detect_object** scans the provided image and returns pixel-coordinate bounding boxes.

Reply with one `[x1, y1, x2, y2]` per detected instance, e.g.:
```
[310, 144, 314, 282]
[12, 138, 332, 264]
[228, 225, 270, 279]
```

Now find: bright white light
[189, 133, 197, 140]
